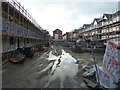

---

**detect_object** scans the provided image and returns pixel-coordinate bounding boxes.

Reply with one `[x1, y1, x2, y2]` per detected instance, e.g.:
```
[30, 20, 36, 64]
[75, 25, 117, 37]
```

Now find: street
[2, 45, 103, 88]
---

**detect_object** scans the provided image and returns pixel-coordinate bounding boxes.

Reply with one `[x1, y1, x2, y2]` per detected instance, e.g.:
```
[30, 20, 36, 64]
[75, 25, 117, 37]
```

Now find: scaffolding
[2, 0, 42, 30]
[2, 0, 44, 39]
[1, 0, 50, 61]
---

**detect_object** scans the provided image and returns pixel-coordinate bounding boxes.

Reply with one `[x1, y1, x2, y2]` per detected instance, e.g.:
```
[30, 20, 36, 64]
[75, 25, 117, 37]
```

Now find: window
[24, 38, 26, 44]
[27, 38, 29, 43]
[10, 37, 14, 45]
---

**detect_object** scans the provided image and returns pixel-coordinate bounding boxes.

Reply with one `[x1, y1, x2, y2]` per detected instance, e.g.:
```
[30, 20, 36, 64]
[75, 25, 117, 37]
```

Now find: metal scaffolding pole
[6, 0, 10, 61]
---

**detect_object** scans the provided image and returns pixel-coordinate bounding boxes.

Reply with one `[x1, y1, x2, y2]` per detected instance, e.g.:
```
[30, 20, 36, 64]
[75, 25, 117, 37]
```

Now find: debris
[83, 65, 96, 77]
[84, 78, 97, 88]
[34, 48, 40, 52]
[9, 51, 25, 64]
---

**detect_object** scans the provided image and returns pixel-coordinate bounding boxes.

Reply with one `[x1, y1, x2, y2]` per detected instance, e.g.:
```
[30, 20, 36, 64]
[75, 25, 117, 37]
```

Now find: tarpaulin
[98, 66, 118, 88]
[103, 41, 120, 81]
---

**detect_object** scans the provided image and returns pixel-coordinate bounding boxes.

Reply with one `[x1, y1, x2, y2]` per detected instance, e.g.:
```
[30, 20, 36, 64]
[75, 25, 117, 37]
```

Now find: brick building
[53, 28, 62, 40]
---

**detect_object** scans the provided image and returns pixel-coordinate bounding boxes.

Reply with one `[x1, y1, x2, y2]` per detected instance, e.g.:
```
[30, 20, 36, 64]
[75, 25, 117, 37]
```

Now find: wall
[53, 30, 62, 40]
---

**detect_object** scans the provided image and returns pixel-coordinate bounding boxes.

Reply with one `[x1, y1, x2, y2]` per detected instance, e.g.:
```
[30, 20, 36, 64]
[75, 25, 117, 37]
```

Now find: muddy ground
[2, 45, 104, 88]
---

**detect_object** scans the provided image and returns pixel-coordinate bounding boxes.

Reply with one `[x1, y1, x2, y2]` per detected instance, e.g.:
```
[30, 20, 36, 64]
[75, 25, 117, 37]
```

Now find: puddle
[48, 51, 59, 61]
[46, 49, 78, 88]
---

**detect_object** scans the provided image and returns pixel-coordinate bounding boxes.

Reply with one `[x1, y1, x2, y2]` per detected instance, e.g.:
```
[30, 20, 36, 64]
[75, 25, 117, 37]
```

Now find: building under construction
[1, 0, 50, 61]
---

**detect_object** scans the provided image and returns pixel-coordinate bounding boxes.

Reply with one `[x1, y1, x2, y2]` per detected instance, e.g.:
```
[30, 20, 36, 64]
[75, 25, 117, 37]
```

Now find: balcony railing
[2, 22, 43, 39]
[79, 17, 120, 34]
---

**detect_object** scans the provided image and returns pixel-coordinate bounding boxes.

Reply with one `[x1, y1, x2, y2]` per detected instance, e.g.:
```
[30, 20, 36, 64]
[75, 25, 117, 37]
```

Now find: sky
[16, 0, 120, 35]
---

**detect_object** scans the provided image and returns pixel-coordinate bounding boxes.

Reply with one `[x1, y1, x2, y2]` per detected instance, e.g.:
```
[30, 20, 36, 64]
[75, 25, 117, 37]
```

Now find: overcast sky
[17, 0, 119, 35]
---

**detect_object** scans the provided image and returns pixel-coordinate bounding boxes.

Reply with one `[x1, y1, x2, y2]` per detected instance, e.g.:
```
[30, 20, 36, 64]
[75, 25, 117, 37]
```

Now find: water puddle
[48, 51, 59, 61]
[46, 49, 78, 88]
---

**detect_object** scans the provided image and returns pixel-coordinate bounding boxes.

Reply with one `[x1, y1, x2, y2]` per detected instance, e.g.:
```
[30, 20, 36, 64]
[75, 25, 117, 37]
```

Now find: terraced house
[78, 10, 120, 48]
[1, 0, 50, 61]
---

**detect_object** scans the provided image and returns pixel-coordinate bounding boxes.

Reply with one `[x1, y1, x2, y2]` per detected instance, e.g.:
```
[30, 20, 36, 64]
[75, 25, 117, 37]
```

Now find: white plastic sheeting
[98, 66, 118, 88]
[97, 41, 120, 88]
[103, 41, 120, 82]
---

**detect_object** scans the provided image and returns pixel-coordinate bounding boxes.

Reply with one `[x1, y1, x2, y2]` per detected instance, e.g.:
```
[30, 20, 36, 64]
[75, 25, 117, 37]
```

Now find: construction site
[1, 0, 50, 62]
[1, 0, 120, 89]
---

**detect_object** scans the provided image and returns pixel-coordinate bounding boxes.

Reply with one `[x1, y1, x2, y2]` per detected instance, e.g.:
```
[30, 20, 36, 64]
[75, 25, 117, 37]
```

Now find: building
[42, 30, 50, 45]
[53, 28, 62, 40]
[69, 29, 79, 42]
[78, 10, 120, 47]
[62, 32, 70, 41]
[1, 0, 50, 61]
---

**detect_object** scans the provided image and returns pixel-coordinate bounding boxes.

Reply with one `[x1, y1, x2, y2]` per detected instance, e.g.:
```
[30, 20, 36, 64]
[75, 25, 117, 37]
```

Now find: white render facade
[78, 11, 120, 47]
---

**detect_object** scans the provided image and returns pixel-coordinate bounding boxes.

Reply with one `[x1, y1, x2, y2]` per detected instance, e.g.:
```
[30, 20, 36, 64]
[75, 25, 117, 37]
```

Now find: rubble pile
[10, 51, 25, 64]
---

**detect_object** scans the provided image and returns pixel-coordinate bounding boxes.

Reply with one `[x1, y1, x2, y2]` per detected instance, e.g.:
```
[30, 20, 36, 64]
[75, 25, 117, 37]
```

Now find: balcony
[2, 22, 42, 39]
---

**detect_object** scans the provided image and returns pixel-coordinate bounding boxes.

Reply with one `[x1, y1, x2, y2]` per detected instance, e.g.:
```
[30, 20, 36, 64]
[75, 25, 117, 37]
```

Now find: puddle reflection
[46, 49, 78, 87]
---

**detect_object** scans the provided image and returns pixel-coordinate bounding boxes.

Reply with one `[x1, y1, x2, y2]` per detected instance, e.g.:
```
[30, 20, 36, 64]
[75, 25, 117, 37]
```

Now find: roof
[102, 10, 120, 19]
[95, 18, 101, 22]
[83, 24, 91, 29]
[63, 33, 67, 36]
[89, 18, 103, 27]
[74, 29, 79, 32]
[113, 10, 120, 17]
[63, 32, 69, 35]
[53, 28, 62, 32]
[103, 13, 113, 20]
[42, 30, 49, 34]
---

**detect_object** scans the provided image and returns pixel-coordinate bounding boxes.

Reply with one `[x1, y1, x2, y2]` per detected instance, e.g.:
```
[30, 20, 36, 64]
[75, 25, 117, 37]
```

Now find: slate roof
[95, 18, 101, 22]
[113, 10, 120, 16]
[83, 24, 91, 29]
[53, 28, 62, 32]
[103, 13, 113, 20]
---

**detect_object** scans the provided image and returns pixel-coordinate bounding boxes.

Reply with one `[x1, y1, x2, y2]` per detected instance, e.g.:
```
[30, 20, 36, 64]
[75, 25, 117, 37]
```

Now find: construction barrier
[103, 41, 120, 81]
[97, 41, 120, 88]
[98, 66, 118, 88]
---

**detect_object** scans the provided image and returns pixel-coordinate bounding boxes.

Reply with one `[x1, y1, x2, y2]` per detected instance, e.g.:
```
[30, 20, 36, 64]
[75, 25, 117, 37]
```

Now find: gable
[103, 15, 107, 20]
[93, 20, 97, 25]
[53, 29, 62, 33]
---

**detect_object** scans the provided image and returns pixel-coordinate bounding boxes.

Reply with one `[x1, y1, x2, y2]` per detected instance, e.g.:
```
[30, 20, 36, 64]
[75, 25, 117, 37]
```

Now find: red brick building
[53, 28, 62, 40]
